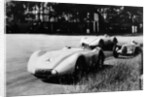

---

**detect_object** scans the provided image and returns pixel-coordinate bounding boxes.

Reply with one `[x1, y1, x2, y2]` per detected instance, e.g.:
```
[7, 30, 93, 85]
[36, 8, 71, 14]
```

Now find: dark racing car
[113, 40, 142, 58]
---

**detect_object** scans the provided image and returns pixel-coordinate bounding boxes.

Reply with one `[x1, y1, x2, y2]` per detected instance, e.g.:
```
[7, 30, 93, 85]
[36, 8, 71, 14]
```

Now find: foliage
[6, 1, 143, 34]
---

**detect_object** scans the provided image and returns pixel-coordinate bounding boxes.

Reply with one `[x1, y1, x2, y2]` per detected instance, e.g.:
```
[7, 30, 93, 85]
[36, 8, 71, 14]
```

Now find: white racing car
[27, 46, 105, 80]
[113, 40, 142, 58]
[80, 34, 118, 50]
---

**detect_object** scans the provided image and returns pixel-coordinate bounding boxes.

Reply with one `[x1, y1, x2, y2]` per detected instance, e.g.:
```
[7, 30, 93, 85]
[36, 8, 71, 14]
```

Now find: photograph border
[1, 0, 149, 97]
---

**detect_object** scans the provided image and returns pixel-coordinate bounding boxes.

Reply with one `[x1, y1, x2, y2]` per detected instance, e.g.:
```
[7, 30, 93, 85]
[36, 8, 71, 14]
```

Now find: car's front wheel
[97, 50, 105, 68]
[113, 45, 120, 58]
[74, 56, 86, 81]
[134, 47, 141, 56]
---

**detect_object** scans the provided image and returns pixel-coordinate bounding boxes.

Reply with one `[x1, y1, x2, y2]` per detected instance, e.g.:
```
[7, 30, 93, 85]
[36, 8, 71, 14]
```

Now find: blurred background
[5, 1, 143, 35]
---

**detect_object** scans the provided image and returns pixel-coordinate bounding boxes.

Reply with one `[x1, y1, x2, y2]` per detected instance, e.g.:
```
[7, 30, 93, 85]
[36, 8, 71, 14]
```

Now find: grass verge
[65, 54, 143, 93]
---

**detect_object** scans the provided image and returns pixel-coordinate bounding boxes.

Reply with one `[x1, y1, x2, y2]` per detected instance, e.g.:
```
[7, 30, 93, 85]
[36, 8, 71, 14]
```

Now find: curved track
[6, 35, 143, 97]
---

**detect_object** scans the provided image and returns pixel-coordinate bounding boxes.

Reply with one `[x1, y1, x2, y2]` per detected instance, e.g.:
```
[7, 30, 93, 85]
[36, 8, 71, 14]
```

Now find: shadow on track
[117, 55, 135, 59]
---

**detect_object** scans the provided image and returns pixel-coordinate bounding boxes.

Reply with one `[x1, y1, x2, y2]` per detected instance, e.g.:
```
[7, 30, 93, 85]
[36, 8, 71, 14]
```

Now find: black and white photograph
[5, 0, 143, 97]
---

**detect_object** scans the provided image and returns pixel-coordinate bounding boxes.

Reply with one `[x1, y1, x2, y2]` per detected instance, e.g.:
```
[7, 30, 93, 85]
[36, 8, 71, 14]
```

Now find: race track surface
[6, 34, 143, 97]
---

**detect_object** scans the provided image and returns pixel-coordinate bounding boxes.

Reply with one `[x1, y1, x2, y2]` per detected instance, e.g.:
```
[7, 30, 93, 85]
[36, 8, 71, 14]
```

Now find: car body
[80, 34, 118, 50]
[27, 46, 105, 80]
[113, 41, 142, 58]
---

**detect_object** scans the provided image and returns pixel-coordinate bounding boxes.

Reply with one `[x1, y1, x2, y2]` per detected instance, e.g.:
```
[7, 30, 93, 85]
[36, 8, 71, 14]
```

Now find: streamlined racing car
[27, 46, 105, 80]
[80, 34, 118, 50]
[113, 40, 142, 58]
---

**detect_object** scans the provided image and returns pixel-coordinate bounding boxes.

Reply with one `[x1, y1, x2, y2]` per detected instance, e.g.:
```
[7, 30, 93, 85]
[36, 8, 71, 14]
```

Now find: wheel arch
[75, 55, 87, 67]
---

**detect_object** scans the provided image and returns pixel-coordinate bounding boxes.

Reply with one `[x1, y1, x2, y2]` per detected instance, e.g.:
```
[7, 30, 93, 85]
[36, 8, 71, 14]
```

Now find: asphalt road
[6, 52, 113, 97]
[6, 34, 143, 97]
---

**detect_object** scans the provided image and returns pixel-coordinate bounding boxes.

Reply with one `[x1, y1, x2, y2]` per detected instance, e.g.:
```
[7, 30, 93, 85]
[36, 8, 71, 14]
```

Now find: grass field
[6, 34, 143, 96]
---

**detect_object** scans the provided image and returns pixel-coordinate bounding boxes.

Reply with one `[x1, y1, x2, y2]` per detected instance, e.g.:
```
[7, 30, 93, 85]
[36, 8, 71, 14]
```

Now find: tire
[134, 47, 140, 55]
[113, 45, 119, 58]
[113, 37, 118, 45]
[97, 50, 105, 68]
[122, 46, 127, 54]
[74, 56, 86, 81]
[99, 39, 104, 49]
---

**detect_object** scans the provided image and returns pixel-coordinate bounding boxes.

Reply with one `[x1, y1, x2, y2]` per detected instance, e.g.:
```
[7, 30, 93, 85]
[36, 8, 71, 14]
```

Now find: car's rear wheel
[134, 47, 141, 55]
[113, 37, 118, 45]
[122, 46, 127, 54]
